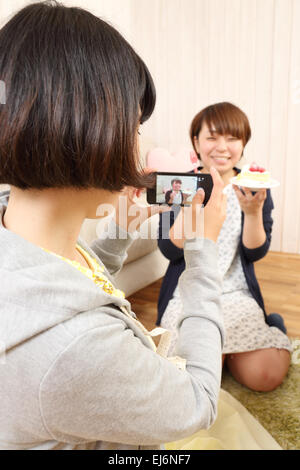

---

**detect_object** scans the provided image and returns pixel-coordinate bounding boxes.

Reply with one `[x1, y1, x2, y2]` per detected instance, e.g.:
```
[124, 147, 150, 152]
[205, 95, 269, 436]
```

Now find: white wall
[0, 0, 133, 39]
[1, 0, 300, 253]
[132, 0, 300, 254]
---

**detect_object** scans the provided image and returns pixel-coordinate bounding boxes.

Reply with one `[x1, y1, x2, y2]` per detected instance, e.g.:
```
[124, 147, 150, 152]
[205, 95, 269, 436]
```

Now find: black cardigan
[156, 169, 274, 326]
[164, 190, 183, 205]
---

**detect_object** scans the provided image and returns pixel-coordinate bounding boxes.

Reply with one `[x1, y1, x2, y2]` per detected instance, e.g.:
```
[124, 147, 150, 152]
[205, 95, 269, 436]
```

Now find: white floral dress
[161, 184, 292, 356]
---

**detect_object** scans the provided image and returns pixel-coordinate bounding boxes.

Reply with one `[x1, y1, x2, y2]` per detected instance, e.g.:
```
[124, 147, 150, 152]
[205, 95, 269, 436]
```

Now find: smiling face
[172, 180, 182, 191]
[194, 122, 244, 176]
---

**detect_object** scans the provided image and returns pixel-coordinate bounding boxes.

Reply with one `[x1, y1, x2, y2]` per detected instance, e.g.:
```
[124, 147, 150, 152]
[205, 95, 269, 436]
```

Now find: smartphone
[146, 171, 213, 207]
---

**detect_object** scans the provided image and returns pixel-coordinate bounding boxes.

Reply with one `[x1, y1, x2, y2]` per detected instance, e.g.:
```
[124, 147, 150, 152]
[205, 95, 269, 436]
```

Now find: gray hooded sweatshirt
[0, 190, 224, 450]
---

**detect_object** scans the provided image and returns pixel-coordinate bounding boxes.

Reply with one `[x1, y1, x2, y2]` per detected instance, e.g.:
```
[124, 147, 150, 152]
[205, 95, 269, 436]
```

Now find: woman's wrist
[243, 208, 263, 219]
[242, 211, 266, 249]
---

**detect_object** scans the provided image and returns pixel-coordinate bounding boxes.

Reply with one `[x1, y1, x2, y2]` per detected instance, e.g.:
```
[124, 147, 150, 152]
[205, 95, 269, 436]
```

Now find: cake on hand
[231, 162, 279, 189]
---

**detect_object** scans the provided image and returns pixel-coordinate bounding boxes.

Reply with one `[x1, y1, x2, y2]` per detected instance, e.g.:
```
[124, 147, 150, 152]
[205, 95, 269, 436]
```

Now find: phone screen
[147, 172, 213, 207]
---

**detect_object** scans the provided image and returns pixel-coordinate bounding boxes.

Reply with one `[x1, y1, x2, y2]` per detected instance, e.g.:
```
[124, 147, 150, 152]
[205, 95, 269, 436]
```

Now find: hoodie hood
[0, 190, 131, 352]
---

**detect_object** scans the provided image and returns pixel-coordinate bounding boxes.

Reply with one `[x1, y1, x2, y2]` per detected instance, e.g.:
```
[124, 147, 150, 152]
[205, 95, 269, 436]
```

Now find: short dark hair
[171, 179, 182, 186]
[0, 1, 156, 191]
[190, 102, 251, 158]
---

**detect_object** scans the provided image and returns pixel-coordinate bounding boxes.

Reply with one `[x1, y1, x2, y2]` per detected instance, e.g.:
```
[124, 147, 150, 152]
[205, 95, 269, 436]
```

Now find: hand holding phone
[114, 169, 170, 233]
[169, 167, 227, 247]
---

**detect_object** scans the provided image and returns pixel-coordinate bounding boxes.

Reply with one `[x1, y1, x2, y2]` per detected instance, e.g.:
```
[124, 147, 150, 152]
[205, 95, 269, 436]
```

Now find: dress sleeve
[165, 190, 171, 204]
[240, 190, 274, 263]
[90, 218, 135, 276]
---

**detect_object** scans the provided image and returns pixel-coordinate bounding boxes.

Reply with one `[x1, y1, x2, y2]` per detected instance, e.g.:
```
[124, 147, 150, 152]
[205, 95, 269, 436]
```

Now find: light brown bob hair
[0, 1, 156, 191]
[190, 102, 251, 158]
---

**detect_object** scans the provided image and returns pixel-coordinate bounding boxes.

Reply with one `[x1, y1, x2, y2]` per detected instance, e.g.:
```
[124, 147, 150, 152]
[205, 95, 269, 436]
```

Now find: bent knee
[228, 349, 291, 392]
[247, 366, 286, 392]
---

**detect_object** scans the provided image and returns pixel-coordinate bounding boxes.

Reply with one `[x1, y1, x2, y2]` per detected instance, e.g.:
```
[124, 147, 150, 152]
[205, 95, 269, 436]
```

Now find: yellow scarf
[42, 243, 125, 299]
[42, 243, 185, 368]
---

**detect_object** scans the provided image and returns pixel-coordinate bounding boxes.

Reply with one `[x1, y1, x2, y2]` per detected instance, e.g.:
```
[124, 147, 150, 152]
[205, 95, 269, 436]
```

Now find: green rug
[221, 349, 300, 450]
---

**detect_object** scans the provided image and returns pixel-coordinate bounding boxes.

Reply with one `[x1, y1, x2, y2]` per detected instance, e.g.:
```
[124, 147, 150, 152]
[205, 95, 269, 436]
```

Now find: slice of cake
[235, 163, 271, 185]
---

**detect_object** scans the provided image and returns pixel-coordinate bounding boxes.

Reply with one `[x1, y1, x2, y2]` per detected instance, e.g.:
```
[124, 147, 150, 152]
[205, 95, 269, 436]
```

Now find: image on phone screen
[147, 172, 213, 207]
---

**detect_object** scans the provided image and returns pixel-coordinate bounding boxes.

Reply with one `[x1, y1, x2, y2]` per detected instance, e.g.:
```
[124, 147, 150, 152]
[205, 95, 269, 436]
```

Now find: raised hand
[170, 167, 227, 247]
[233, 185, 266, 216]
[115, 170, 170, 233]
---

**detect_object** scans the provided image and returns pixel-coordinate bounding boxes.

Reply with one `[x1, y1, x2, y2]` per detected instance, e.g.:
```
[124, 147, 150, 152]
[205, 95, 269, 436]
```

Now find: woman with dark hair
[165, 179, 189, 204]
[157, 102, 292, 393]
[0, 2, 227, 450]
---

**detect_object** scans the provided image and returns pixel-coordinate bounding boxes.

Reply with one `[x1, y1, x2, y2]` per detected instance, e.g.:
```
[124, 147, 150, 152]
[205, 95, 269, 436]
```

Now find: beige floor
[128, 251, 300, 339]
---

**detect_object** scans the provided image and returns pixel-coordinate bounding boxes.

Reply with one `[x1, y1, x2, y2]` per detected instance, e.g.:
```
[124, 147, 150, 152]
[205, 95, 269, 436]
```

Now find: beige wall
[1, 0, 300, 253]
[0, 0, 132, 34]
[132, 0, 300, 254]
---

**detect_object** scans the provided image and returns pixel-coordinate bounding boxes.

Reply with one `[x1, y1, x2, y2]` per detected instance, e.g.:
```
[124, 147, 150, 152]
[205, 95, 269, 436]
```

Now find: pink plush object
[146, 147, 198, 173]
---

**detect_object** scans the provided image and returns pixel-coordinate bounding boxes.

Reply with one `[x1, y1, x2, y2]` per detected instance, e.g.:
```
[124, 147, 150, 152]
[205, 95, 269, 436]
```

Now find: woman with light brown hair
[158, 102, 292, 392]
[0, 1, 227, 450]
